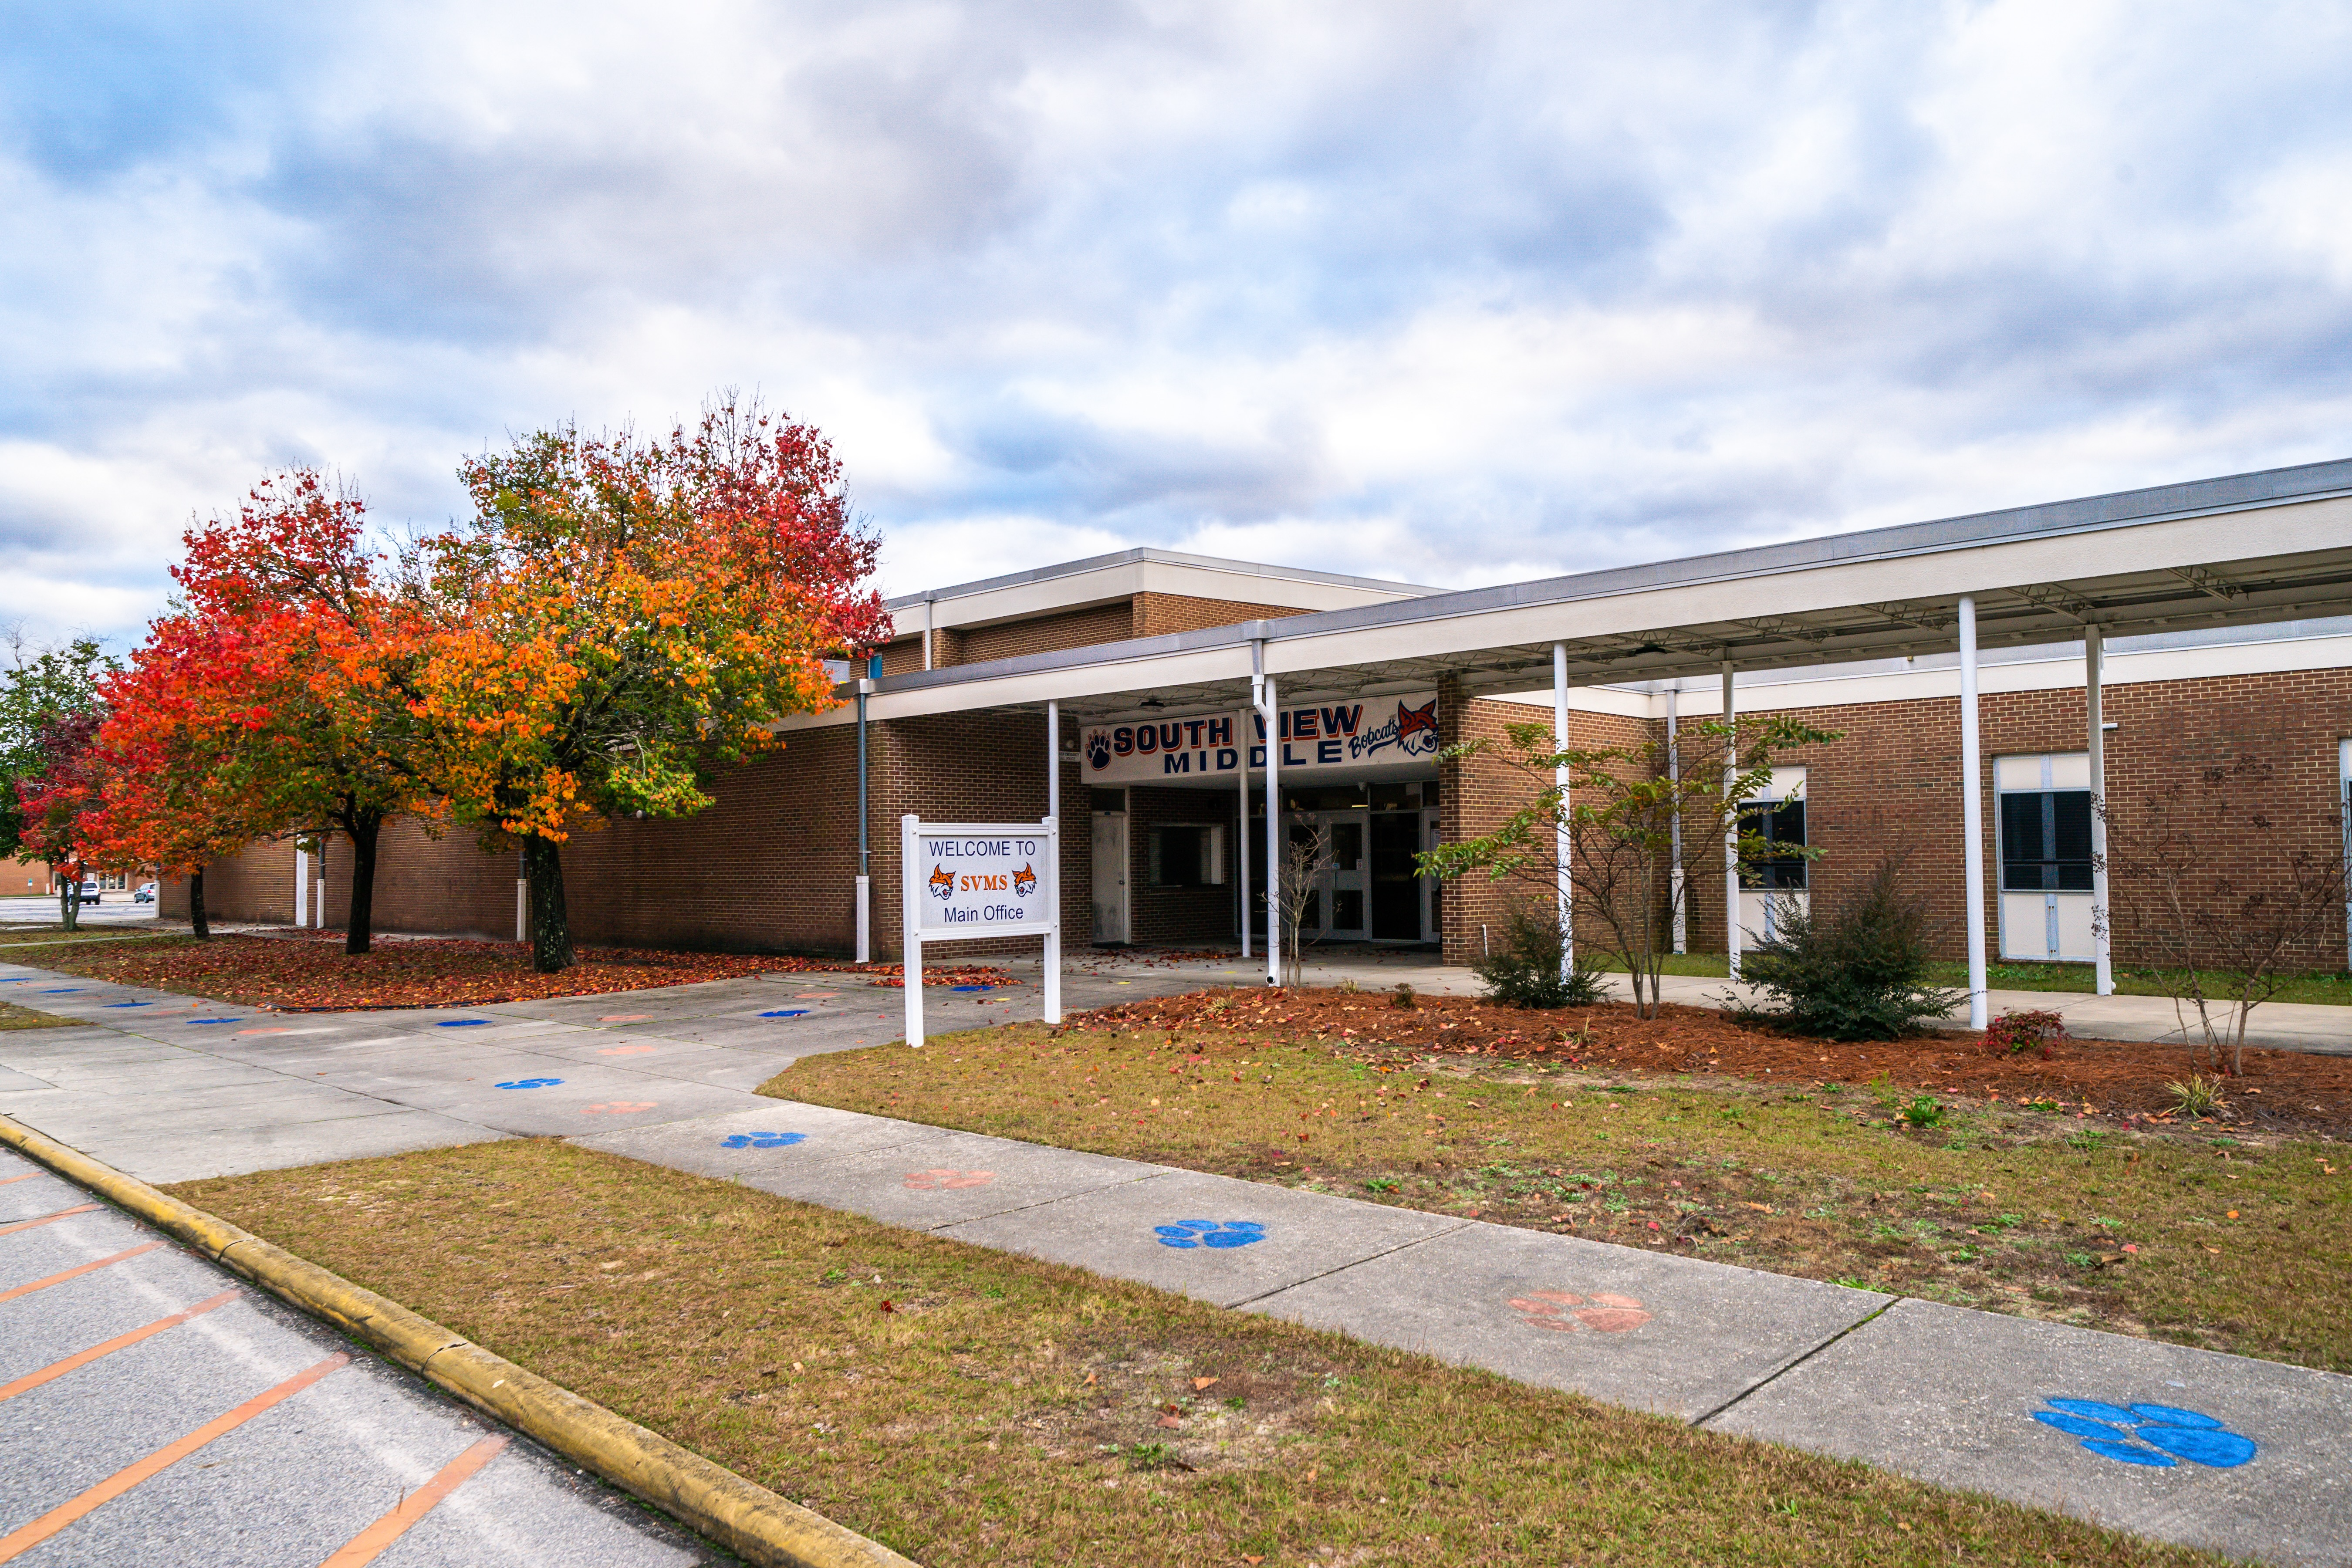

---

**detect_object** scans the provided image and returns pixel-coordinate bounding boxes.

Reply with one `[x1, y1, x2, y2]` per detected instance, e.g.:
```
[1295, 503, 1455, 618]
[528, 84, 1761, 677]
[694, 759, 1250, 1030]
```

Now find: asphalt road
[0, 896, 164, 929]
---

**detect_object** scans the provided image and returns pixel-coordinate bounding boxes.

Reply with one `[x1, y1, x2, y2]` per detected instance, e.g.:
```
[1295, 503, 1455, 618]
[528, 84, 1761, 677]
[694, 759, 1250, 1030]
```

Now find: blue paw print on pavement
[437, 1019, 491, 1028]
[494, 1078, 563, 1090]
[1154, 1220, 1267, 1250]
[721, 1131, 808, 1149]
[105, 1001, 152, 1008]
[758, 1009, 810, 1018]
[190, 1017, 241, 1024]
[2033, 1400, 2256, 1469]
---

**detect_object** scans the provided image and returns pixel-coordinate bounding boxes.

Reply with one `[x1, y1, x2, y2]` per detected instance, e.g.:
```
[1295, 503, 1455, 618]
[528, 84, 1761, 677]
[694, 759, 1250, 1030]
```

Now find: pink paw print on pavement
[581, 1102, 658, 1115]
[903, 1169, 996, 1190]
[1508, 1290, 1653, 1334]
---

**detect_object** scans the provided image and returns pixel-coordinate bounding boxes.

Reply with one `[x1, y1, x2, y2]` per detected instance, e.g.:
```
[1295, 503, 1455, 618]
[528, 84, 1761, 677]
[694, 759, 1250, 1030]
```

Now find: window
[1738, 798, 1808, 889]
[1148, 824, 1227, 887]
[1997, 754, 2093, 892]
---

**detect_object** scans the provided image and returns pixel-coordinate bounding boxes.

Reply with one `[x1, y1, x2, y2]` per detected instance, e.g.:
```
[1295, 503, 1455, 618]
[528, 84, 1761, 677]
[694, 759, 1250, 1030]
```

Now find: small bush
[2166, 1075, 2229, 1118]
[1984, 1008, 2067, 1058]
[1471, 904, 1607, 1009]
[1899, 1095, 1946, 1129]
[1390, 982, 1418, 1010]
[1739, 854, 1961, 1040]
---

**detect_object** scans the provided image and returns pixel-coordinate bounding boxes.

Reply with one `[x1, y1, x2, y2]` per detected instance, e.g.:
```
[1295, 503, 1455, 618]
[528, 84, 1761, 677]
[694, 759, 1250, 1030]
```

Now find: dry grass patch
[174, 1142, 2223, 1568]
[766, 1024, 2352, 1372]
[0, 999, 77, 1030]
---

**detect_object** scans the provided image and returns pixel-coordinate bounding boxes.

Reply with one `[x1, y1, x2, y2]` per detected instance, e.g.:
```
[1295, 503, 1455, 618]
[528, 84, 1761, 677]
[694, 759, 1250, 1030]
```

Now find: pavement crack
[1223, 1222, 1473, 1311]
[1687, 1295, 1901, 1429]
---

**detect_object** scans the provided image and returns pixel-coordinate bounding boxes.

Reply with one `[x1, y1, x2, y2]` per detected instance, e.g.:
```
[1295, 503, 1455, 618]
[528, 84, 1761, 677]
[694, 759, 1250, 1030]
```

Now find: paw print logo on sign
[720, 1131, 808, 1149]
[904, 1169, 996, 1190]
[2031, 1400, 2256, 1469]
[1154, 1220, 1267, 1250]
[1086, 732, 1112, 770]
[1509, 1290, 1652, 1334]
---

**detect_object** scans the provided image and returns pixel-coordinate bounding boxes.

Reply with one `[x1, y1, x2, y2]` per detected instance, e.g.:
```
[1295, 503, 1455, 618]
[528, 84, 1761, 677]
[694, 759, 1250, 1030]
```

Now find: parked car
[76, 880, 101, 904]
[134, 882, 157, 903]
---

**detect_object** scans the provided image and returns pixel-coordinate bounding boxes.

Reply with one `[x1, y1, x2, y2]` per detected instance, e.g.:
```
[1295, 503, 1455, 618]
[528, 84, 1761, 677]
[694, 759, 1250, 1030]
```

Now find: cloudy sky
[6, 1, 2350, 649]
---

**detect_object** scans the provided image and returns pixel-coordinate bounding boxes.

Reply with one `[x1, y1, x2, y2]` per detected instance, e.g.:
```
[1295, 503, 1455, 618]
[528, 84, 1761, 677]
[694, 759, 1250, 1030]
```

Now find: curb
[0, 1115, 919, 1568]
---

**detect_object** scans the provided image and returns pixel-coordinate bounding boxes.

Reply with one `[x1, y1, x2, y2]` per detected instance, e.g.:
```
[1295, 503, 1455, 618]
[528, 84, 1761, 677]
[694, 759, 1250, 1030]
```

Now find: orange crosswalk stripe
[0, 1288, 241, 1405]
[0, 1352, 351, 1563]
[318, 1434, 513, 1568]
[0, 1243, 161, 1303]
[0, 1172, 41, 1187]
[0, 1203, 98, 1236]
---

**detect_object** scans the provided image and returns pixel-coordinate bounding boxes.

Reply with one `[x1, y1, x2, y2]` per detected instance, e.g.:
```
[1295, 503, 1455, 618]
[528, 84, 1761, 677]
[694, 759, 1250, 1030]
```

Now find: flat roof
[882, 545, 1443, 610]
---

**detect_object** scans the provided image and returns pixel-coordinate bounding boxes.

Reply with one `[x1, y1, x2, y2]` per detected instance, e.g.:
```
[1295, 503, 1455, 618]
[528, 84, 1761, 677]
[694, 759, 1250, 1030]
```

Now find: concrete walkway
[4, 957, 2349, 1565]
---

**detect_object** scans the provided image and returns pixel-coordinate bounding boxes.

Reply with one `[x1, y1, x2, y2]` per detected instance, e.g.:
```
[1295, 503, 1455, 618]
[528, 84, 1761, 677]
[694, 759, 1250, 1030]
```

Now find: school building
[168, 457, 2352, 1020]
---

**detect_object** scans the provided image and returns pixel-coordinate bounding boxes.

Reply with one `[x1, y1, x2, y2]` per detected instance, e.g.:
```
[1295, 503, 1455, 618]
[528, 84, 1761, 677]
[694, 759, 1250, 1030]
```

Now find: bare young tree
[2103, 755, 2350, 1076]
[1420, 713, 1837, 1017]
[1277, 821, 1331, 990]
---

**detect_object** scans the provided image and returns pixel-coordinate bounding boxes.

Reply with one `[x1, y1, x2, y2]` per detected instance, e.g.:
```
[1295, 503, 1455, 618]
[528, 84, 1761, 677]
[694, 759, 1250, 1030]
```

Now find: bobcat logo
[1351, 697, 1443, 760]
[1085, 732, 1112, 770]
[1012, 863, 1037, 898]
[927, 864, 956, 902]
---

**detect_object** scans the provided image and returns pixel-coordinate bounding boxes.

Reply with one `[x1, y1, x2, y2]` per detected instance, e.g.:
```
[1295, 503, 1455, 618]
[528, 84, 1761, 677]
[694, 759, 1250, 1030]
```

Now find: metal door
[1091, 810, 1129, 943]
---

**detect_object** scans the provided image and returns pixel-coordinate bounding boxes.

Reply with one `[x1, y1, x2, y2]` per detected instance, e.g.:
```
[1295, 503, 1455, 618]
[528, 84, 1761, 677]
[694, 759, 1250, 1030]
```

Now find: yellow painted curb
[0, 1115, 919, 1568]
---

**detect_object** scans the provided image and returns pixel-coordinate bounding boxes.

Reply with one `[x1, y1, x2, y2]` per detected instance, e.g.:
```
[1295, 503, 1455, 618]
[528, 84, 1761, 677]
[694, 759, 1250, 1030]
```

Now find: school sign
[1079, 692, 1441, 784]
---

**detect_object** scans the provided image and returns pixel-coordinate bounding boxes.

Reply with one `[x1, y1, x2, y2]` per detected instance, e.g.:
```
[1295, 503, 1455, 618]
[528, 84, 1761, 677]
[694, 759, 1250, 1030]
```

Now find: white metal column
[1960, 595, 1989, 1029]
[294, 847, 310, 928]
[2086, 627, 2113, 996]
[1047, 700, 1060, 1000]
[1256, 650, 1281, 988]
[855, 683, 871, 963]
[1723, 661, 1740, 981]
[1553, 642, 1572, 976]
[1237, 749, 1252, 960]
[1666, 689, 1686, 954]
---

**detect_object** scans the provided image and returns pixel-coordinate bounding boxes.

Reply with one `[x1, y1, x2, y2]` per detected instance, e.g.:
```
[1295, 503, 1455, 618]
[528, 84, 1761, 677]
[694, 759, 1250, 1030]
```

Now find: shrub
[1471, 903, 1607, 1009]
[2165, 1075, 2229, 1119]
[1983, 1008, 2067, 1059]
[1899, 1095, 1946, 1129]
[1389, 982, 1418, 1010]
[1739, 853, 1961, 1040]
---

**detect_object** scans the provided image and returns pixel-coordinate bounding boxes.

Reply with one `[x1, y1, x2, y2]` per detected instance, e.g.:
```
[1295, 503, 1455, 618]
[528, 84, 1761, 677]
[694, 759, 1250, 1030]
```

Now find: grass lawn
[1585, 949, 2352, 1007]
[0, 1000, 77, 1030]
[767, 1021, 2352, 1374]
[171, 1141, 2227, 1568]
[0, 924, 174, 950]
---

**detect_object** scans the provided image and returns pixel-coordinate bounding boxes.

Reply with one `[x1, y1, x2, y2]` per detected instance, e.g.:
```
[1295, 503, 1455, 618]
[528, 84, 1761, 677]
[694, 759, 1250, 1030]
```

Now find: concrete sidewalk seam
[1687, 1296, 1901, 1430]
[919, 1171, 1161, 1230]
[1222, 1220, 1477, 1310]
[0, 1112, 919, 1568]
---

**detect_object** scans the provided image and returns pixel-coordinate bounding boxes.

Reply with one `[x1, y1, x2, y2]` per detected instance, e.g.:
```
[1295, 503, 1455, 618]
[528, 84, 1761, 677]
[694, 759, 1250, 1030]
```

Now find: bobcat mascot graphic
[1012, 863, 1038, 898]
[927, 864, 956, 902]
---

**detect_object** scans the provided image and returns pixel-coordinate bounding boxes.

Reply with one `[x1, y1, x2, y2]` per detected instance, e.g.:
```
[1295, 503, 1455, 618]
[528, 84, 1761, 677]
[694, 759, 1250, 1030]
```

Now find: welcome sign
[1079, 693, 1441, 784]
[899, 814, 1061, 1048]
[912, 830, 1051, 935]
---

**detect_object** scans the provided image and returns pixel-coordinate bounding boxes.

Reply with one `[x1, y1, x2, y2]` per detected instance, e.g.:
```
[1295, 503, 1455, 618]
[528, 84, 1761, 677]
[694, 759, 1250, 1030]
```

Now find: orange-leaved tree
[130, 470, 441, 952]
[416, 395, 889, 972]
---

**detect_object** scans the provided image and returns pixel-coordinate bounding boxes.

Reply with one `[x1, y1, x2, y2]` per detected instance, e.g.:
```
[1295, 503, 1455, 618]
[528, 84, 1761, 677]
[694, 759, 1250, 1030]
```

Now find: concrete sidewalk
[4, 956, 2349, 1565]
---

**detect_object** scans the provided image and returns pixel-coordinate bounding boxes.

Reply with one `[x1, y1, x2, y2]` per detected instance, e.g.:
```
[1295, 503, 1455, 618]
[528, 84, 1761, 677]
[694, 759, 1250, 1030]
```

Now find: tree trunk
[190, 868, 210, 941]
[524, 835, 573, 973]
[58, 876, 79, 934]
[345, 816, 383, 956]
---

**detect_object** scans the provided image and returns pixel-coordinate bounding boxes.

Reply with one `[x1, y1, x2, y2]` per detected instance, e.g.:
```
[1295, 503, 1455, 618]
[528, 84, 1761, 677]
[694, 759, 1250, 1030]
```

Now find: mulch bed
[49, 932, 1013, 1011]
[1071, 986, 2352, 1137]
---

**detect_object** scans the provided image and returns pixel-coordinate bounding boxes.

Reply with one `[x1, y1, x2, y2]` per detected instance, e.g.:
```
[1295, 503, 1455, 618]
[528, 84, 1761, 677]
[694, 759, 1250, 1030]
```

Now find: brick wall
[1125, 784, 1244, 946]
[1671, 667, 2352, 969]
[162, 837, 297, 925]
[1130, 593, 1305, 638]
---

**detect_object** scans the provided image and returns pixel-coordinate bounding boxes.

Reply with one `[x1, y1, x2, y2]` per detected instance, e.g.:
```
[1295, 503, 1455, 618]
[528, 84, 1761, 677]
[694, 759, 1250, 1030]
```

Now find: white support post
[902, 814, 924, 1048]
[1666, 689, 1686, 954]
[923, 595, 935, 671]
[855, 684, 872, 964]
[2086, 626, 2114, 996]
[1046, 700, 1061, 1011]
[1237, 749, 1252, 960]
[1042, 813, 1062, 1024]
[294, 847, 310, 928]
[1553, 642, 1573, 977]
[1723, 661, 1740, 982]
[515, 879, 527, 943]
[1259, 667, 1281, 988]
[1960, 595, 1989, 1030]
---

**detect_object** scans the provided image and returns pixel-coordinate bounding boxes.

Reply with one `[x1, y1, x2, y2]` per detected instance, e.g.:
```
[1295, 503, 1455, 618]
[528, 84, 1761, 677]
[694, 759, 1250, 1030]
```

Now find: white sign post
[900, 815, 1060, 1048]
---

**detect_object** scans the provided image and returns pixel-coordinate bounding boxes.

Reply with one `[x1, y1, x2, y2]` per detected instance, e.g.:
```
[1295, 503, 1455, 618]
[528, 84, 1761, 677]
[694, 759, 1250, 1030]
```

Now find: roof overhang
[821, 458, 2352, 729]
